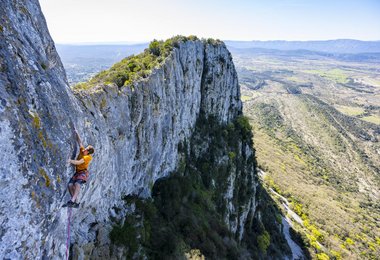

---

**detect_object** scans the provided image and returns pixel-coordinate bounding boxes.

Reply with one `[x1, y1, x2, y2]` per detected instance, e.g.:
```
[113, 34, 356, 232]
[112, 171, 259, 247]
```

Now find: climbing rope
[66, 207, 72, 260]
[65, 122, 77, 259]
[60, 122, 78, 203]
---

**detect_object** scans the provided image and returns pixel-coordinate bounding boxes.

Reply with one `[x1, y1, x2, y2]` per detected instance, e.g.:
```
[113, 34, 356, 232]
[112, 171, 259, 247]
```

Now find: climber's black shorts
[68, 178, 86, 185]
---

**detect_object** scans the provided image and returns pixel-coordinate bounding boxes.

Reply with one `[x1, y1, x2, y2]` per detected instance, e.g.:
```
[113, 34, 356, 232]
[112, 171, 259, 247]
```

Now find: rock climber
[64, 130, 94, 208]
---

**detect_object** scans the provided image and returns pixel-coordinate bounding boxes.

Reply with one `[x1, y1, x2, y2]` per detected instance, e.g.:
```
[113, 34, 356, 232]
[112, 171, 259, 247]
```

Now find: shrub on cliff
[73, 36, 200, 90]
[149, 40, 161, 56]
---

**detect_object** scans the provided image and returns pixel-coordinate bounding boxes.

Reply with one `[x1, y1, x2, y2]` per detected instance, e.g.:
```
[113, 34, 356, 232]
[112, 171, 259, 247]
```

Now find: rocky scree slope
[0, 0, 289, 259]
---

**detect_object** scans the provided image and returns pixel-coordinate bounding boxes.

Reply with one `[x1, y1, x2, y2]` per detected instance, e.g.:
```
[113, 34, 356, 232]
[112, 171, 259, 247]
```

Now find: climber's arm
[74, 129, 84, 147]
[67, 158, 84, 165]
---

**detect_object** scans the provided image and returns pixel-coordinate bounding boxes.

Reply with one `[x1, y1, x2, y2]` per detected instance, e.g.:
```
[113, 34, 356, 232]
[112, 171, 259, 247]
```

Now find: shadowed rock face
[0, 1, 254, 259]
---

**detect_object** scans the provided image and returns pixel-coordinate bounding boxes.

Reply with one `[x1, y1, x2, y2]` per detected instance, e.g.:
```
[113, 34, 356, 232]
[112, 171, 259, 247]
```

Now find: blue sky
[39, 0, 380, 43]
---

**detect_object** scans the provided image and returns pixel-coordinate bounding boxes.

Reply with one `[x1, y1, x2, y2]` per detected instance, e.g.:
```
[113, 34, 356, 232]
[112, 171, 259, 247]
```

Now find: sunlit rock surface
[0, 1, 261, 259]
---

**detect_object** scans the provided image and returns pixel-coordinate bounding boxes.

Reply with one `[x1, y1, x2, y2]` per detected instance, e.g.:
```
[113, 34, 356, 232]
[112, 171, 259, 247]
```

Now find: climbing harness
[66, 207, 72, 260]
[72, 170, 89, 182]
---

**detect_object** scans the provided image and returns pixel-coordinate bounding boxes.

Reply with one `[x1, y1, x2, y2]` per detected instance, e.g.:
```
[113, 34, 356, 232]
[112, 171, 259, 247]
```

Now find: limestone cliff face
[1, 0, 80, 258]
[0, 1, 258, 259]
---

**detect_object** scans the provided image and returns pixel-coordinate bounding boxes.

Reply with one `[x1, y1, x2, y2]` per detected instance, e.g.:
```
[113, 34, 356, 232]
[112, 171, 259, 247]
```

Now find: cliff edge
[0, 0, 290, 259]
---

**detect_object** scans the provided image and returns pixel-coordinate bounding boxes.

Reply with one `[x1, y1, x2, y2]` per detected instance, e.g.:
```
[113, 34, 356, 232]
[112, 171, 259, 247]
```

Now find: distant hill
[56, 43, 148, 64]
[228, 47, 380, 63]
[56, 44, 148, 84]
[225, 39, 380, 53]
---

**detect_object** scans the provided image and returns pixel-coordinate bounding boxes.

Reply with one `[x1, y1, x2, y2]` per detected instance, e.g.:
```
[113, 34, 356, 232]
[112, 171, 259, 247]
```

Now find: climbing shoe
[63, 200, 75, 208]
[73, 202, 80, 208]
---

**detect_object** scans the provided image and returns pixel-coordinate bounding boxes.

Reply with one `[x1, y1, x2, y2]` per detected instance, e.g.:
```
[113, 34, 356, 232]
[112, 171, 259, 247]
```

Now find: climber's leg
[71, 182, 81, 203]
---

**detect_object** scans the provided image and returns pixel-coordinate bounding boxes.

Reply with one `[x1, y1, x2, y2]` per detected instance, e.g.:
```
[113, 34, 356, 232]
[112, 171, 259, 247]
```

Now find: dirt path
[258, 169, 305, 259]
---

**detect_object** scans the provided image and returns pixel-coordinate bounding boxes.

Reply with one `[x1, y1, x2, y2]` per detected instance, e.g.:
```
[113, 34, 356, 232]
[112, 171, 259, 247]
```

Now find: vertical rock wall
[0, 0, 259, 259]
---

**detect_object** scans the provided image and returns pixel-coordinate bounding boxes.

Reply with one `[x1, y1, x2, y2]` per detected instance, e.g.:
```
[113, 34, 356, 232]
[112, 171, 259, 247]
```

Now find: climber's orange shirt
[76, 146, 92, 172]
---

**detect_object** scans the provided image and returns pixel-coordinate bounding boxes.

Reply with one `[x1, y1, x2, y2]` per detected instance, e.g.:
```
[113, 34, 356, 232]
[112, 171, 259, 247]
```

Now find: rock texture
[0, 1, 262, 259]
[0, 0, 80, 258]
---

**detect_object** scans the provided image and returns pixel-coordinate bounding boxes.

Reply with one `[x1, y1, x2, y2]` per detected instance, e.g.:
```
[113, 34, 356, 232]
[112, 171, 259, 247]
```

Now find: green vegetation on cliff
[74, 36, 197, 90]
[110, 115, 290, 259]
[73, 35, 225, 91]
[73, 35, 227, 90]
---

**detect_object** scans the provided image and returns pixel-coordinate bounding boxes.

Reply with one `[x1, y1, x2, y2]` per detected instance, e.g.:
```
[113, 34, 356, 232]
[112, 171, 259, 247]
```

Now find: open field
[232, 48, 380, 259]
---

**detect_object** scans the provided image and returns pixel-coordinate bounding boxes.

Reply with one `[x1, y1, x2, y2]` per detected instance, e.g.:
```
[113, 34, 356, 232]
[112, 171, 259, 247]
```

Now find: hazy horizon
[40, 0, 380, 43]
[55, 38, 380, 45]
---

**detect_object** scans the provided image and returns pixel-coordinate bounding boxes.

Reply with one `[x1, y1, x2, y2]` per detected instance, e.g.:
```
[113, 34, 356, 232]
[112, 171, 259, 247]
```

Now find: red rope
[66, 207, 72, 260]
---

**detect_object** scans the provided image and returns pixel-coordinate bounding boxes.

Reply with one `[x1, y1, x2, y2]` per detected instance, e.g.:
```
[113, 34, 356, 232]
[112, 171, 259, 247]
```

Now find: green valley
[232, 48, 380, 259]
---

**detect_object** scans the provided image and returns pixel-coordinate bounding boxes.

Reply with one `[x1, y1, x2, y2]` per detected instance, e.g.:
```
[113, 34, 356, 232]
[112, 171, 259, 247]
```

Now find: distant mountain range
[56, 39, 379, 85]
[228, 47, 380, 63]
[56, 43, 147, 64]
[56, 40, 380, 64]
[225, 39, 380, 53]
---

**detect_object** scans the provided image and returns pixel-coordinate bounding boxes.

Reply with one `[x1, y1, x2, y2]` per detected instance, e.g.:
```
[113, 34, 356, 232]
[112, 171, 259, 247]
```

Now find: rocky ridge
[0, 0, 263, 259]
